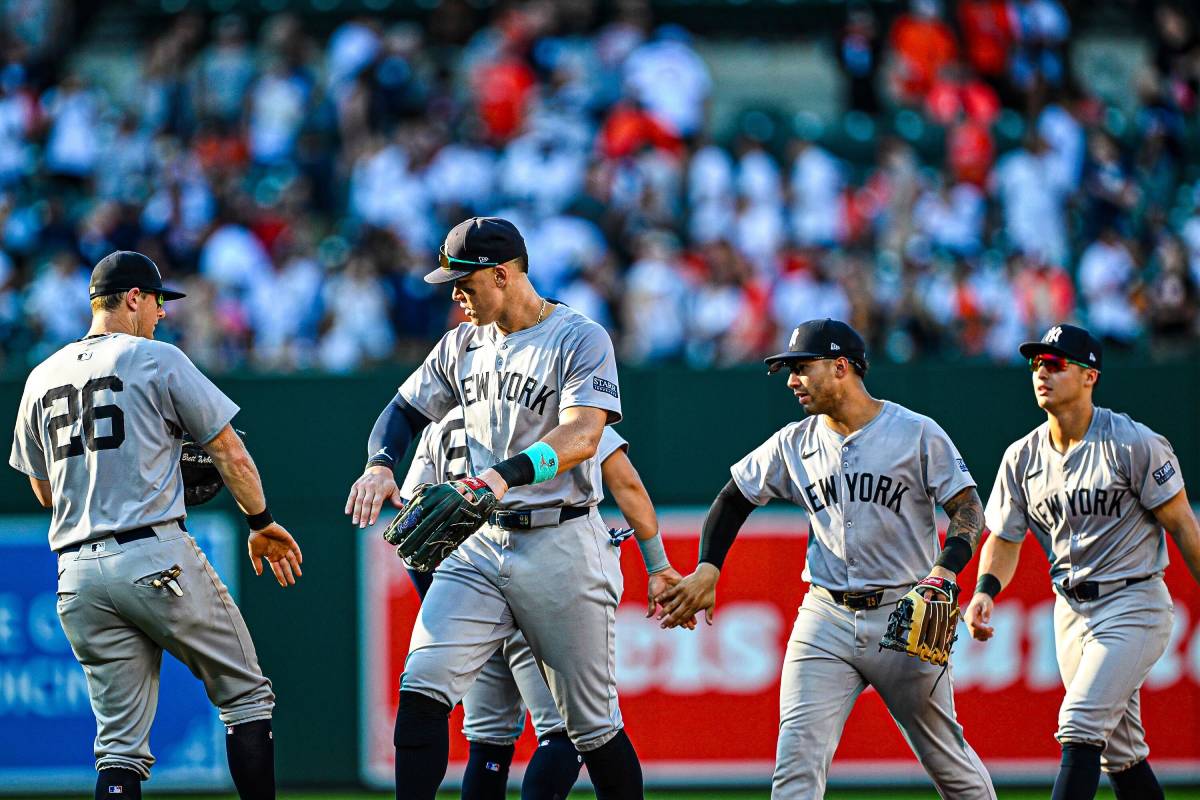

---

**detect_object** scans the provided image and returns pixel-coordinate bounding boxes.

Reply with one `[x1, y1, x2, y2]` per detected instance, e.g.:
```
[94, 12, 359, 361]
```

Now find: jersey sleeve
[559, 321, 622, 424]
[152, 344, 239, 444]
[920, 419, 976, 505]
[983, 444, 1030, 543]
[597, 426, 628, 463]
[399, 423, 440, 500]
[9, 379, 48, 480]
[398, 332, 460, 422]
[1125, 421, 1185, 510]
[730, 429, 799, 507]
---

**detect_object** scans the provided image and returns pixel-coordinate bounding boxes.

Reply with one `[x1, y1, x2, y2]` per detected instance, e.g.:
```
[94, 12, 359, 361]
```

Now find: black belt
[488, 506, 590, 530]
[1060, 575, 1152, 603]
[60, 520, 186, 555]
[820, 586, 887, 610]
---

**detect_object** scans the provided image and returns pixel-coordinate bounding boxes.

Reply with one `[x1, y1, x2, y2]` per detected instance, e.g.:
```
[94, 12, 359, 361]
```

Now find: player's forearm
[976, 534, 1022, 591]
[602, 452, 659, 540]
[203, 425, 268, 515]
[366, 394, 430, 470]
[934, 487, 985, 574]
[484, 408, 606, 495]
[539, 415, 604, 472]
[698, 479, 757, 570]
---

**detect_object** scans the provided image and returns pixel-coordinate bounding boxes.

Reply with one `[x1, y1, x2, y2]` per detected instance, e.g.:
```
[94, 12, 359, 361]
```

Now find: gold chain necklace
[535, 297, 548, 325]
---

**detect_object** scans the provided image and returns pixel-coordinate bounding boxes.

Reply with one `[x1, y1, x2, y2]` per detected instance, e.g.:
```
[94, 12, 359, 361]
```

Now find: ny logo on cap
[1044, 326, 1063, 344]
[789, 329, 801, 350]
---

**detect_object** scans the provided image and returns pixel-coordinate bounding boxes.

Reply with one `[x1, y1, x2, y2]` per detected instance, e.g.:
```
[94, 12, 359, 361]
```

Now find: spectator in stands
[887, 0, 957, 107]
[1079, 227, 1142, 348]
[991, 131, 1068, 265]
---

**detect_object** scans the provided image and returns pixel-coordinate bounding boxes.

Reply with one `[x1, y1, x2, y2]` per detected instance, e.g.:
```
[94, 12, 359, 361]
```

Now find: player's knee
[216, 681, 275, 726]
[1060, 742, 1104, 767]
[394, 689, 452, 748]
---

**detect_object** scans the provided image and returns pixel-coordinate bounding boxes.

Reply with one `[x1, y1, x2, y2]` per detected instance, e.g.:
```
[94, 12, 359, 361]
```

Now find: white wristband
[637, 531, 671, 575]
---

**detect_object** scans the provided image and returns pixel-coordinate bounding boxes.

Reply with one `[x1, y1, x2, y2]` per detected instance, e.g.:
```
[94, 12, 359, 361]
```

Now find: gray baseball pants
[771, 587, 996, 800]
[402, 509, 623, 751]
[1053, 575, 1173, 771]
[55, 521, 274, 778]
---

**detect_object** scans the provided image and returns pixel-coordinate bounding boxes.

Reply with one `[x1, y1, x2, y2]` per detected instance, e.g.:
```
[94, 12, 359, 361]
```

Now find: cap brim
[424, 266, 472, 284]
[160, 288, 186, 301]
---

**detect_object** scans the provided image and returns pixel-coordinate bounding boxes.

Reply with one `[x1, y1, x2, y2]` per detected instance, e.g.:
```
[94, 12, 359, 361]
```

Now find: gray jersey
[401, 405, 628, 501]
[984, 406, 1183, 585]
[731, 400, 975, 592]
[9, 333, 238, 550]
[398, 305, 621, 509]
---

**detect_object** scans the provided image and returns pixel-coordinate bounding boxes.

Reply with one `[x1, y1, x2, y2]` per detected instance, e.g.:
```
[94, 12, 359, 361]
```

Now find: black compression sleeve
[366, 394, 431, 469]
[698, 479, 757, 570]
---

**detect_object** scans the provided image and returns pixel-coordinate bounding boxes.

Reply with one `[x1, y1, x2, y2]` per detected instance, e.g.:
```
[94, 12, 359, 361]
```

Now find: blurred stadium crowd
[2, 0, 1200, 372]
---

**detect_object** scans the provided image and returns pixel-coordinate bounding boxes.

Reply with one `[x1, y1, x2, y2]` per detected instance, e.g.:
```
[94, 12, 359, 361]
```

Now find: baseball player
[965, 323, 1200, 800]
[345, 217, 665, 800]
[657, 318, 997, 799]
[8, 251, 302, 800]
[397, 406, 685, 800]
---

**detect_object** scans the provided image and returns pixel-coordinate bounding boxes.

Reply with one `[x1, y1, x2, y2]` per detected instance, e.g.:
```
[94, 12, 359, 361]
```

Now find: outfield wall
[2, 362, 1199, 789]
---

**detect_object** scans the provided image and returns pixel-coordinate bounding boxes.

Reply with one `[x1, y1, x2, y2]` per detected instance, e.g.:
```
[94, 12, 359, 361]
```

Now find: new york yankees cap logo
[1019, 323, 1103, 370]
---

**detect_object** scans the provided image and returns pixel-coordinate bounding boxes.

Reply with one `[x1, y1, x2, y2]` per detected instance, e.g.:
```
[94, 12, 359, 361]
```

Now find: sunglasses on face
[1028, 354, 1091, 373]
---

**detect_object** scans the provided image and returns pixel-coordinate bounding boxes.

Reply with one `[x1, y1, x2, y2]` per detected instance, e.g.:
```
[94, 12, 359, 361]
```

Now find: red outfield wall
[360, 509, 1200, 788]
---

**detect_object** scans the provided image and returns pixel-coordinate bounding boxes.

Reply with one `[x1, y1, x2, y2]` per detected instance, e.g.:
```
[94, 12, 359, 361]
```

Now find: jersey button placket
[842, 443, 855, 582]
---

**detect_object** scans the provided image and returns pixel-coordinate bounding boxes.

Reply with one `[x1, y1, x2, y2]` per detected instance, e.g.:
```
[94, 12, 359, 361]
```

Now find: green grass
[14, 792, 1200, 800]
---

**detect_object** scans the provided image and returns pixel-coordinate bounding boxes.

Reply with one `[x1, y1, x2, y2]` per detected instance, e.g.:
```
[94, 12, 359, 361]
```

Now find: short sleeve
[9, 381, 48, 480]
[399, 424, 439, 500]
[1126, 422, 1185, 510]
[398, 333, 459, 422]
[597, 426, 628, 464]
[153, 344, 239, 443]
[920, 420, 976, 505]
[984, 446, 1030, 543]
[559, 322, 621, 424]
[730, 430, 799, 507]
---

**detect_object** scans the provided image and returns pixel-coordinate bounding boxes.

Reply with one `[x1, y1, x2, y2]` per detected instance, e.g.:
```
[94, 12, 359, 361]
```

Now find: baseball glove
[382, 477, 498, 572]
[180, 432, 226, 506]
[878, 576, 960, 667]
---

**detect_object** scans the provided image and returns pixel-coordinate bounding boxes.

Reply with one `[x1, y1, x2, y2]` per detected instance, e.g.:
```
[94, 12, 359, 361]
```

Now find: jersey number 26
[42, 376, 125, 461]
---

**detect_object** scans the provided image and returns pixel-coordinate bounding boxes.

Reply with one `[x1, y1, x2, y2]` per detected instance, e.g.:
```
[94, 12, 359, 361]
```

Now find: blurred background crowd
[1, 0, 1199, 373]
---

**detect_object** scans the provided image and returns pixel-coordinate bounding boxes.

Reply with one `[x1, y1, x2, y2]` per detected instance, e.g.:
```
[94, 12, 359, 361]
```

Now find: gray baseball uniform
[9, 333, 274, 779]
[399, 406, 628, 745]
[731, 400, 996, 799]
[984, 406, 1182, 771]
[397, 305, 627, 751]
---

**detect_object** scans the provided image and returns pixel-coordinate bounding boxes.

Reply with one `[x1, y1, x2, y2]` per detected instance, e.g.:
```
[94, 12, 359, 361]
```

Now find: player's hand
[346, 465, 403, 528]
[964, 592, 995, 641]
[476, 468, 509, 501]
[647, 567, 696, 630]
[248, 522, 303, 588]
[923, 566, 957, 599]
[657, 563, 720, 629]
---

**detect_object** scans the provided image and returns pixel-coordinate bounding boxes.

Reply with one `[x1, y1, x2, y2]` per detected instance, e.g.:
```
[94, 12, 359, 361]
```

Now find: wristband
[245, 507, 274, 531]
[492, 453, 534, 488]
[523, 442, 559, 484]
[976, 573, 1002, 598]
[636, 531, 671, 575]
[366, 456, 394, 471]
[934, 535, 972, 573]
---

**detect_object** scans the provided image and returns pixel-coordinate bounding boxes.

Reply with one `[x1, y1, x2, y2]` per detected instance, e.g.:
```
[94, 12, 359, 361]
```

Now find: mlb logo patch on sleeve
[1154, 461, 1176, 486]
[592, 377, 619, 398]
[956, 458, 969, 473]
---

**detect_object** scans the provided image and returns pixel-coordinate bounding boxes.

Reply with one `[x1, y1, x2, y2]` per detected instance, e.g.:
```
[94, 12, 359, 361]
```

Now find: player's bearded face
[786, 359, 836, 413]
[451, 270, 502, 326]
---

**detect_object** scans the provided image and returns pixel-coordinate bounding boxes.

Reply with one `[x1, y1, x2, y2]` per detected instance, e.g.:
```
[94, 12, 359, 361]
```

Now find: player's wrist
[477, 468, 509, 499]
[245, 506, 273, 531]
[637, 531, 671, 575]
[975, 572, 1002, 598]
[365, 462, 393, 475]
[696, 561, 721, 581]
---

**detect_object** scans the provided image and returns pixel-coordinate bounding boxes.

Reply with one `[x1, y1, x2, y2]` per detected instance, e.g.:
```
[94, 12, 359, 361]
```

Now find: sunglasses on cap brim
[438, 246, 504, 274]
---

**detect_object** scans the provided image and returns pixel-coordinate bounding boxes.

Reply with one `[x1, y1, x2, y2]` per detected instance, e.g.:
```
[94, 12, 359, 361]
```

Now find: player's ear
[492, 265, 507, 288]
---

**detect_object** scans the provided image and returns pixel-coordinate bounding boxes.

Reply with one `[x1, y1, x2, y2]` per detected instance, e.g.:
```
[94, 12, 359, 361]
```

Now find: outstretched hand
[248, 522, 303, 587]
[647, 567, 696, 630]
[345, 465, 403, 528]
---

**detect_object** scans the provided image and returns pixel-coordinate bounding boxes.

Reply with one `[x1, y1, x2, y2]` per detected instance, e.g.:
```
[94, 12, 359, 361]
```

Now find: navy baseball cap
[424, 217, 528, 284]
[1019, 324, 1102, 371]
[89, 251, 186, 300]
[766, 318, 868, 374]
